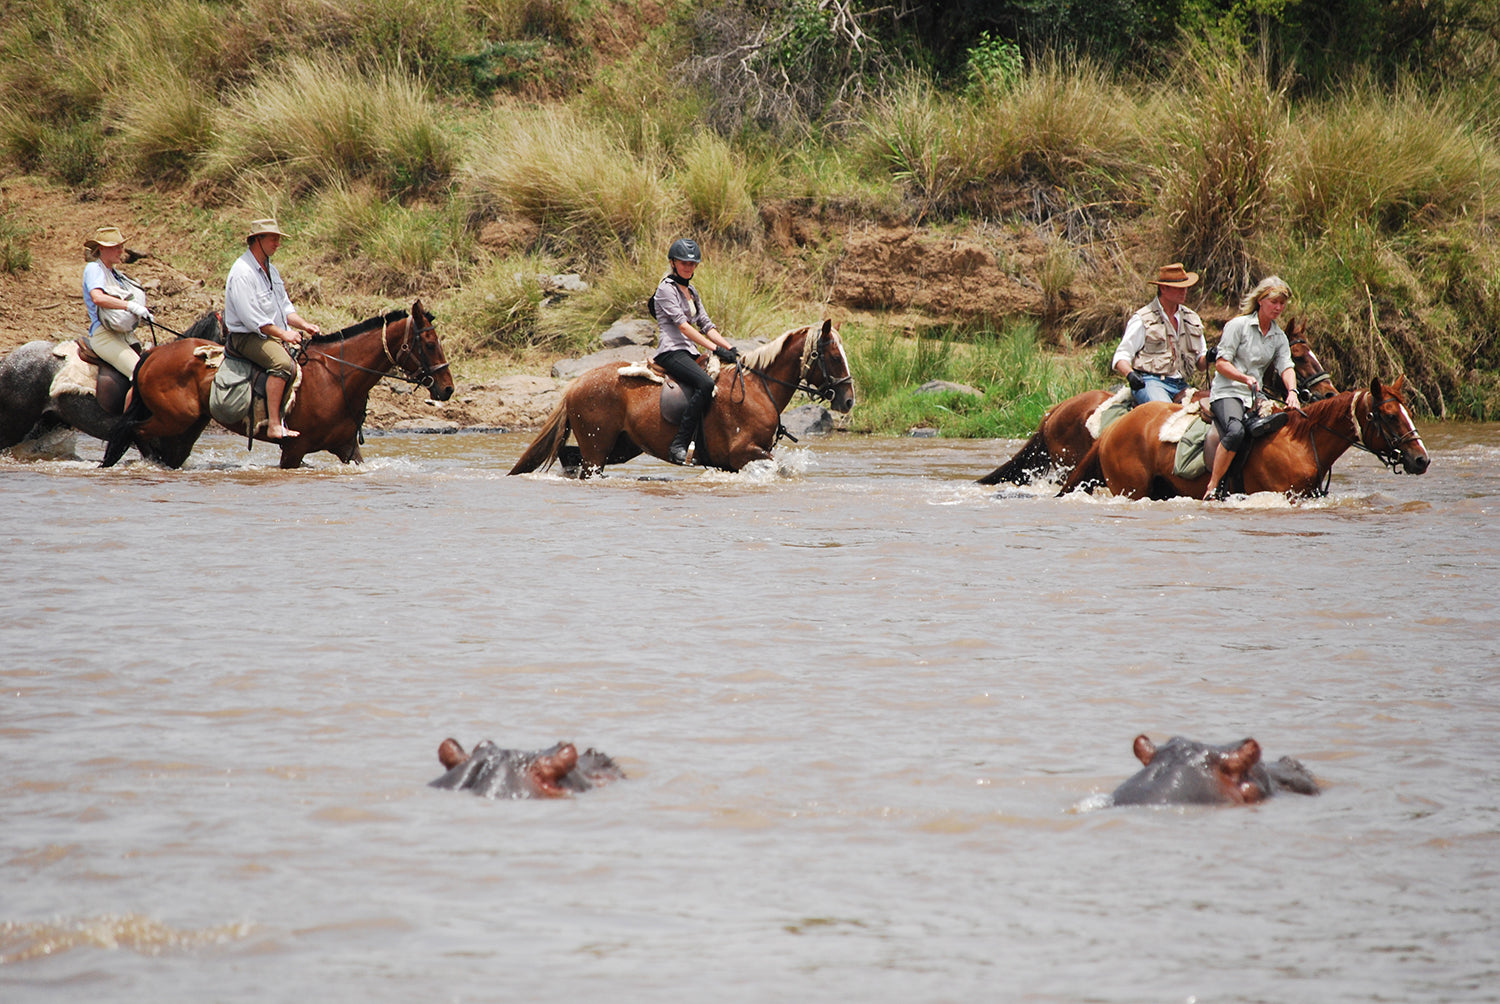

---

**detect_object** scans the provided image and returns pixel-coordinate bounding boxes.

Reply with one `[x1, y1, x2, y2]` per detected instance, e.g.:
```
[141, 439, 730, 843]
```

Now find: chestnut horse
[509, 320, 854, 477]
[1057, 376, 1428, 501]
[101, 300, 452, 469]
[977, 317, 1335, 486]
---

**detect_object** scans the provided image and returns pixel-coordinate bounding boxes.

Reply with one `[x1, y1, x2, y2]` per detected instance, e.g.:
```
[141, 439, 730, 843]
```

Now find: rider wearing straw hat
[223, 218, 321, 440]
[1111, 262, 1209, 406]
[82, 225, 151, 406]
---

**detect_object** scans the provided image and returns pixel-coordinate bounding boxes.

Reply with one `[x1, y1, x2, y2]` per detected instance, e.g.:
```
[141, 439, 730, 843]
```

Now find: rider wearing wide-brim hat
[651, 237, 742, 465]
[1111, 262, 1209, 406]
[82, 225, 152, 398]
[223, 217, 321, 440]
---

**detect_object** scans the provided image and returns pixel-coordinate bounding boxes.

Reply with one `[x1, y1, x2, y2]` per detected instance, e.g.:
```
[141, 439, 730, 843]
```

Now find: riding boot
[668, 393, 709, 465]
[1247, 410, 1289, 439]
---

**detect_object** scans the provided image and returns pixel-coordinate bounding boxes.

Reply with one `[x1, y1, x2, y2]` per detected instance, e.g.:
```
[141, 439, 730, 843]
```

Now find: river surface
[2, 424, 1497, 1002]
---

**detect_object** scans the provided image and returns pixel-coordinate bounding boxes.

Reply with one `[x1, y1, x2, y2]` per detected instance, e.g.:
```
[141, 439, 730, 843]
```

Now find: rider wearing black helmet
[652, 237, 740, 465]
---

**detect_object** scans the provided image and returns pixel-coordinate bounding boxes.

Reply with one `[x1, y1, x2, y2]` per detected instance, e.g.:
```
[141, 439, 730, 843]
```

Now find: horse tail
[1056, 441, 1104, 497]
[100, 360, 154, 468]
[976, 428, 1050, 485]
[508, 398, 570, 475]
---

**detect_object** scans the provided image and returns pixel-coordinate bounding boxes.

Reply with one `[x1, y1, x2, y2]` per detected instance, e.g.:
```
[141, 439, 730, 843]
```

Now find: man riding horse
[224, 218, 323, 440]
[1111, 262, 1210, 406]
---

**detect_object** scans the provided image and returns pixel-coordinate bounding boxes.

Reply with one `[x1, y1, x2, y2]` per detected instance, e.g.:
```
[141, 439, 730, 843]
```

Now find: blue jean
[1132, 374, 1188, 406]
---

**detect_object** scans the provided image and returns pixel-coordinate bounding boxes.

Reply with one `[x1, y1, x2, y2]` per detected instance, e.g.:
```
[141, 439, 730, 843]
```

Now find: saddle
[617, 354, 721, 426]
[1197, 403, 1289, 493]
[50, 340, 144, 416]
[197, 344, 301, 443]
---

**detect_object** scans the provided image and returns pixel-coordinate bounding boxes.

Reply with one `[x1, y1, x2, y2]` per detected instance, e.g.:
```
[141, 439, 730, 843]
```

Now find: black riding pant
[1210, 397, 1250, 452]
[655, 349, 715, 421]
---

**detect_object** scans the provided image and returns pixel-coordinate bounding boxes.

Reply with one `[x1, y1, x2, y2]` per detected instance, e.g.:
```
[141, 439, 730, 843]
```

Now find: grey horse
[0, 313, 219, 465]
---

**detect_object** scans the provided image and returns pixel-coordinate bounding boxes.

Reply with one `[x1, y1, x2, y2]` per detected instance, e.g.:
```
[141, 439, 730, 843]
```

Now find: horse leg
[1056, 441, 1104, 496]
[978, 428, 1050, 485]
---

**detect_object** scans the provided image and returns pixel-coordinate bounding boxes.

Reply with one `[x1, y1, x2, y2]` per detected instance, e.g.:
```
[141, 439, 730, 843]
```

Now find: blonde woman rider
[1203, 276, 1302, 499]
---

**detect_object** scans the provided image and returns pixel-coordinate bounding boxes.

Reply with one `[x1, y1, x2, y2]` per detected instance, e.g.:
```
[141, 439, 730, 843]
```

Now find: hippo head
[430, 739, 624, 799]
[1111, 735, 1276, 806]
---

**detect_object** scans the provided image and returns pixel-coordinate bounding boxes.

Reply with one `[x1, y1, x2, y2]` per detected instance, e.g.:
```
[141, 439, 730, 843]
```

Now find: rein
[300, 316, 448, 388]
[736, 330, 851, 405]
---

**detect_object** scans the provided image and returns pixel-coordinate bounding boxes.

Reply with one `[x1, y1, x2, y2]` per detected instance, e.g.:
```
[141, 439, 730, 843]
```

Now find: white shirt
[224, 249, 295, 336]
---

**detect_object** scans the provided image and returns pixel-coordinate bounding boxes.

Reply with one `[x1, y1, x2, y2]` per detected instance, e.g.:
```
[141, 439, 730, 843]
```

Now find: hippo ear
[438, 738, 469, 769]
[1132, 734, 1156, 765]
[1217, 739, 1262, 779]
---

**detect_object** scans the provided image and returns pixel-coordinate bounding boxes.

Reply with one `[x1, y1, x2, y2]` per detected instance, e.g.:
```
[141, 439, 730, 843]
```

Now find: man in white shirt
[223, 219, 321, 439]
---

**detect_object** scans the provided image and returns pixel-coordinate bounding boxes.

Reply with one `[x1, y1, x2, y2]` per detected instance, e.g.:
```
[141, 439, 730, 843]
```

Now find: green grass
[2, 3, 1499, 418]
[843, 322, 1105, 437]
[0, 213, 34, 274]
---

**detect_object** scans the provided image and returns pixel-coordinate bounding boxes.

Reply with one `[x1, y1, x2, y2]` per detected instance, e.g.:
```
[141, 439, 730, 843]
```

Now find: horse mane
[740, 326, 807, 370]
[1285, 386, 1360, 433]
[311, 309, 409, 344]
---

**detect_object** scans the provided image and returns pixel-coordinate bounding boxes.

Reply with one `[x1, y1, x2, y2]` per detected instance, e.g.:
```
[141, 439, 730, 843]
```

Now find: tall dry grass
[1285, 83, 1499, 234]
[461, 105, 675, 252]
[203, 56, 456, 196]
[674, 130, 760, 237]
[1155, 41, 1289, 298]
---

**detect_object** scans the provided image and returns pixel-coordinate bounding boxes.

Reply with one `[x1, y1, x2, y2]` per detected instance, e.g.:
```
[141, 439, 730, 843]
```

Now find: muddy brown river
[2, 424, 1496, 1001]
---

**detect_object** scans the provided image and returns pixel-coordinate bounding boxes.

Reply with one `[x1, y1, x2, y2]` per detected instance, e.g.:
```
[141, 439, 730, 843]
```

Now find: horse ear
[821, 318, 832, 338]
[1370, 376, 1382, 399]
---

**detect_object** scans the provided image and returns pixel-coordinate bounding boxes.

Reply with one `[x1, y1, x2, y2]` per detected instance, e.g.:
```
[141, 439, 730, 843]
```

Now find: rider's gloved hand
[714, 345, 739, 365]
[127, 302, 152, 321]
[1126, 370, 1145, 392]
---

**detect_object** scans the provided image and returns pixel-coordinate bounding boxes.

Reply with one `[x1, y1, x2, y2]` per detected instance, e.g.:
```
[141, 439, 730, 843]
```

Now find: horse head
[395, 300, 454, 401]
[804, 319, 855, 414]
[1286, 318, 1336, 401]
[1362, 375, 1429, 475]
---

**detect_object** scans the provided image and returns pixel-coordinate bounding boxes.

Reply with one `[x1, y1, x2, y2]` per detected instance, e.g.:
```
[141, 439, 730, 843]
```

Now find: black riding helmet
[668, 238, 702, 264]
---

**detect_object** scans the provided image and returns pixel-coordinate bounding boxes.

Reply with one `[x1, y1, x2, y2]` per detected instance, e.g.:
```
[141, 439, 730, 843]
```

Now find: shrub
[0, 213, 34, 274]
[965, 31, 1023, 95]
[204, 56, 455, 197]
[675, 131, 758, 236]
[461, 105, 675, 253]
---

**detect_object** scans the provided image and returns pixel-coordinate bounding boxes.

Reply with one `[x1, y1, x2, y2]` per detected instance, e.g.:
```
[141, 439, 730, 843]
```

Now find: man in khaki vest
[1111, 262, 1209, 405]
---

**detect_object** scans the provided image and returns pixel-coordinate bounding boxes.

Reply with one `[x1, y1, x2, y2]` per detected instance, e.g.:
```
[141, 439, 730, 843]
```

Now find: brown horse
[509, 320, 854, 477]
[977, 317, 1335, 486]
[1057, 376, 1428, 501]
[101, 300, 452, 469]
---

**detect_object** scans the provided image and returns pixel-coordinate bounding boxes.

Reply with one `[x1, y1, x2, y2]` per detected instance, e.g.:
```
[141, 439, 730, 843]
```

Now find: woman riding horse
[1203, 276, 1301, 499]
[652, 237, 742, 465]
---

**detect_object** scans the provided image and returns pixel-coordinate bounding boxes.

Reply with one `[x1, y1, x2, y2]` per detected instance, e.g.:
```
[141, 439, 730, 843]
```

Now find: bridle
[299, 312, 450, 388]
[1351, 387, 1422, 473]
[1287, 334, 1334, 397]
[734, 328, 852, 406]
[1303, 387, 1421, 494]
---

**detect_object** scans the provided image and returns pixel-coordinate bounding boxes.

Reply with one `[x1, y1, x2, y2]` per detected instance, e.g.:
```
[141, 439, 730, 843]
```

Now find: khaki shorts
[229, 331, 297, 379]
[86, 326, 142, 380]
